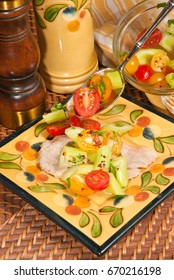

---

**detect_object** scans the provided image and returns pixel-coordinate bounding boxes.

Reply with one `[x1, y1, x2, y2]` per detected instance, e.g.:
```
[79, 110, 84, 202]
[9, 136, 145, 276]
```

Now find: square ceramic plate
[0, 94, 174, 256]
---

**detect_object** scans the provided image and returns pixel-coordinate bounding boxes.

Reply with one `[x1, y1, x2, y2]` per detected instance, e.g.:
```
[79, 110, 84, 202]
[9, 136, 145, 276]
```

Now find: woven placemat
[0, 88, 174, 260]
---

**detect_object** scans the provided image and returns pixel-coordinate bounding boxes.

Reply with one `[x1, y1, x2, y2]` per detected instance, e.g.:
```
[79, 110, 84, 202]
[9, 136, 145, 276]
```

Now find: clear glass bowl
[113, 0, 174, 98]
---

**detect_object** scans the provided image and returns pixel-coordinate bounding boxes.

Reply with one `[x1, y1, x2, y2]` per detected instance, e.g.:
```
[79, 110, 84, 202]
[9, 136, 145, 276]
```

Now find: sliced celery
[60, 164, 94, 182]
[93, 145, 111, 172]
[42, 109, 67, 124]
[106, 70, 123, 89]
[110, 156, 128, 188]
[65, 126, 84, 142]
[59, 146, 88, 168]
[106, 173, 125, 195]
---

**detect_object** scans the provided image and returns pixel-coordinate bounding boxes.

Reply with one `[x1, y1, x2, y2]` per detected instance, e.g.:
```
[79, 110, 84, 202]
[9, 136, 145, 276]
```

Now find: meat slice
[127, 168, 141, 179]
[121, 142, 157, 169]
[39, 135, 71, 178]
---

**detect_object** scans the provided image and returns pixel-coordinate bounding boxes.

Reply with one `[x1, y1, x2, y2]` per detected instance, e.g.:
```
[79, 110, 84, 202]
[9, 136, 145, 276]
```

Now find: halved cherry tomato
[76, 130, 103, 153]
[85, 170, 110, 191]
[46, 119, 70, 136]
[73, 87, 100, 118]
[136, 28, 162, 48]
[88, 74, 112, 101]
[69, 115, 101, 130]
[134, 64, 153, 82]
[151, 53, 169, 72]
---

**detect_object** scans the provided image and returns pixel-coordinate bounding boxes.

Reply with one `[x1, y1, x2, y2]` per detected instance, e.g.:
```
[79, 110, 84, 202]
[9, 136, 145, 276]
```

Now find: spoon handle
[118, 0, 174, 71]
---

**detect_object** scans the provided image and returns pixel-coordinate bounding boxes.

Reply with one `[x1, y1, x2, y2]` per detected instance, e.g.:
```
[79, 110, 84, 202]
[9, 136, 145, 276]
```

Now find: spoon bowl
[66, 67, 125, 115]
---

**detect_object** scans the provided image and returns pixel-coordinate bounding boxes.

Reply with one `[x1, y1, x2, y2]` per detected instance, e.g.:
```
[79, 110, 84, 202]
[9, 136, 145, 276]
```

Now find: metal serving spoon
[67, 0, 174, 114]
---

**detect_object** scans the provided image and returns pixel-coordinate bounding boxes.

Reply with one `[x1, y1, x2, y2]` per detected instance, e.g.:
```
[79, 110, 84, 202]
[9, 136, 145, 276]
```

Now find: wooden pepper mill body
[0, 0, 46, 129]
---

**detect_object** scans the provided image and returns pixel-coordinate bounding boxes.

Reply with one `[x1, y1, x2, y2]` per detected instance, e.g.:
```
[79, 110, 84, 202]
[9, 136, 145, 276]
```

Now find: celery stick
[106, 173, 125, 195]
[110, 156, 128, 188]
[60, 164, 93, 182]
[65, 126, 84, 142]
[59, 146, 87, 167]
[93, 145, 111, 172]
[106, 70, 123, 89]
[42, 109, 67, 124]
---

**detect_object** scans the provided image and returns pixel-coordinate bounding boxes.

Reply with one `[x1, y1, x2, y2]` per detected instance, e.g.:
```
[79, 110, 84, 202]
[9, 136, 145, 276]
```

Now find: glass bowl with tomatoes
[113, 0, 174, 112]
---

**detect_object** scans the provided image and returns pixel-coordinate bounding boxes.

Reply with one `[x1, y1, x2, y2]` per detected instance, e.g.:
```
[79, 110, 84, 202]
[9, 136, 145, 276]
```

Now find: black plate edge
[99, 183, 174, 255]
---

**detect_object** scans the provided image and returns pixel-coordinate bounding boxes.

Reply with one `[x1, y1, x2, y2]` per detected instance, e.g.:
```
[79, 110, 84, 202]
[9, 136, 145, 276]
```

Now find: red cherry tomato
[164, 66, 174, 75]
[73, 87, 100, 118]
[137, 28, 162, 48]
[46, 119, 70, 136]
[134, 64, 153, 82]
[85, 170, 110, 191]
[69, 115, 101, 130]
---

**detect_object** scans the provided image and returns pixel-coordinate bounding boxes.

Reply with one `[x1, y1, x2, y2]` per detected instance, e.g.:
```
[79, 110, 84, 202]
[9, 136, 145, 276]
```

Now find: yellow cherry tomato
[152, 79, 168, 88]
[103, 131, 122, 156]
[125, 55, 139, 74]
[89, 74, 112, 101]
[151, 53, 170, 72]
[148, 72, 166, 85]
[69, 174, 94, 196]
[76, 130, 103, 153]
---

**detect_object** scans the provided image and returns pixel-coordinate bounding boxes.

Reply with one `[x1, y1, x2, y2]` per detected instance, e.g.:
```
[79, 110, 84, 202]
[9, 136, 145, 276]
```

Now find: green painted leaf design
[28, 185, 56, 193]
[44, 4, 67, 22]
[110, 209, 123, 228]
[0, 162, 22, 170]
[114, 120, 132, 127]
[43, 182, 65, 189]
[34, 122, 47, 137]
[71, 0, 78, 8]
[155, 174, 170, 185]
[79, 212, 90, 227]
[33, 0, 44, 6]
[35, 11, 46, 29]
[80, 0, 88, 8]
[81, 0, 88, 6]
[99, 206, 116, 213]
[142, 185, 160, 194]
[159, 135, 174, 144]
[100, 104, 126, 116]
[153, 138, 164, 153]
[88, 211, 102, 238]
[0, 151, 21, 161]
[141, 171, 152, 188]
[130, 110, 143, 123]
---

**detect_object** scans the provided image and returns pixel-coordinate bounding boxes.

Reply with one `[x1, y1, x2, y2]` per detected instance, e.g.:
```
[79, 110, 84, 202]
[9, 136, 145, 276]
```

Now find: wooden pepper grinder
[0, 0, 46, 129]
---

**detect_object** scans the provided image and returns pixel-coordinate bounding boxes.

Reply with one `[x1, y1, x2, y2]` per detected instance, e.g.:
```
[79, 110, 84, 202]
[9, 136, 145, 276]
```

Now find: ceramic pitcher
[33, 0, 98, 93]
